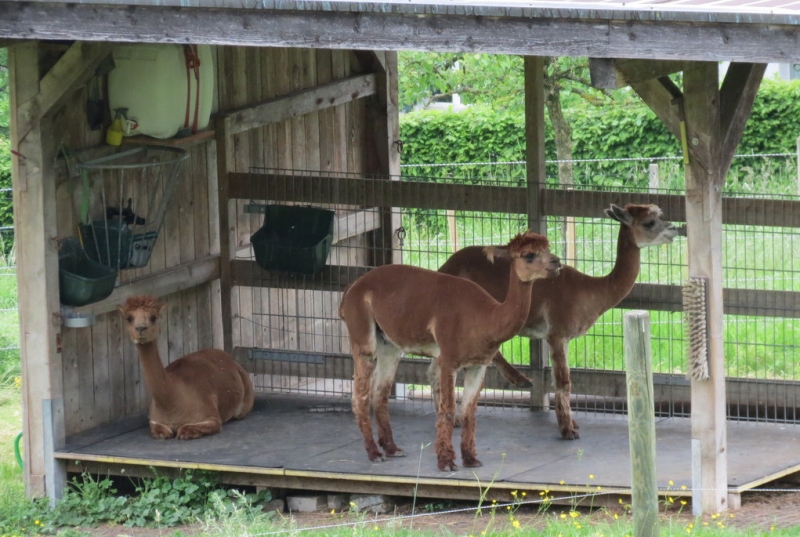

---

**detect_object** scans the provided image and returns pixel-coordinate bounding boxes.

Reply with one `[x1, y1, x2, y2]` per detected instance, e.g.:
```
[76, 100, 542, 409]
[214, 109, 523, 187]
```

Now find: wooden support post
[683, 62, 728, 515]
[624, 311, 659, 537]
[365, 51, 401, 266]
[524, 56, 549, 410]
[446, 209, 459, 253]
[10, 42, 66, 501]
[213, 116, 234, 354]
[649, 163, 659, 193]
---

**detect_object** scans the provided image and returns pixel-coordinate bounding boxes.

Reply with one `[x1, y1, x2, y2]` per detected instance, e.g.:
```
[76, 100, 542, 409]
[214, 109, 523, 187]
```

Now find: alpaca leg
[428, 361, 461, 426]
[434, 364, 458, 472]
[549, 336, 579, 440]
[150, 420, 175, 440]
[176, 418, 222, 439]
[371, 341, 405, 458]
[459, 365, 487, 468]
[352, 354, 384, 462]
[492, 350, 533, 388]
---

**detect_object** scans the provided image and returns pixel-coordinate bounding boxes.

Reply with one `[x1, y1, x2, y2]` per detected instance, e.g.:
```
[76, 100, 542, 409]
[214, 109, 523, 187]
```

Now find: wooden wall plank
[224, 73, 376, 135]
[90, 314, 111, 427]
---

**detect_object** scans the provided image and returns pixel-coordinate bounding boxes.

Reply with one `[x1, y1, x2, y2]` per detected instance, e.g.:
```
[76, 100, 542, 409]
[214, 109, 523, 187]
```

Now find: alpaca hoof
[462, 457, 483, 468]
[385, 447, 407, 458]
[367, 451, 387, 462]
[150, 422, 174, 440]
[176, 426, 203, 440]
[438, 459, 458, 472]
[560, 427, 580, 440]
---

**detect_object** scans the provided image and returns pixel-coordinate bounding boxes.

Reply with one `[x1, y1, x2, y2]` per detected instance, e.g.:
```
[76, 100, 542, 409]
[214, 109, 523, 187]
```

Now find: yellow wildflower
[570, 511, 579, 518]
[681, 485, 687, 490]
[559, 480, 565, 485]
[512, 519, 521, 528]
[589, 474, 594, 480]
[560, 513, 567, 519]
[669, 480, 674, 486]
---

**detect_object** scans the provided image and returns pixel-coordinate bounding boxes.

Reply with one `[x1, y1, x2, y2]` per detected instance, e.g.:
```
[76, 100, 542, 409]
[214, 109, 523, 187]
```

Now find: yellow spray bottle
[106, 108, 128, 146]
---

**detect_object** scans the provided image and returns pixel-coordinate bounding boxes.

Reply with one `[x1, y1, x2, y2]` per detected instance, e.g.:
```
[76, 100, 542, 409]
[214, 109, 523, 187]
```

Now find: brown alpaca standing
[339, 232, 560, 471]
[438, 204, 678, 440]
[118, 296, 255, 440]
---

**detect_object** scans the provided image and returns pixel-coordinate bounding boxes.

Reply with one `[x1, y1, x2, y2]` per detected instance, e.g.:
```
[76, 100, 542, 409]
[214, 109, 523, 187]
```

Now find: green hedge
[400, 79, 800, 190]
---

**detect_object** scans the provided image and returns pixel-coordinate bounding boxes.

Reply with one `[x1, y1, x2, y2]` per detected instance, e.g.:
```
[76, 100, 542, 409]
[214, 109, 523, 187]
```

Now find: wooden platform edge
[58, 454, 643, 503]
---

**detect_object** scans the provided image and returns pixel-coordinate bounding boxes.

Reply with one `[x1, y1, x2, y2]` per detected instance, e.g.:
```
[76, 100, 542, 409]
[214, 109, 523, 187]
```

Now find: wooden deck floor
[56, 393, 800, 504]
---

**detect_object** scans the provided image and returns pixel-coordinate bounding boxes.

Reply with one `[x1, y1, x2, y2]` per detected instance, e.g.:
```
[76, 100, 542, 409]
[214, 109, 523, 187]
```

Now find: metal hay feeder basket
[75, 145, 189, 271]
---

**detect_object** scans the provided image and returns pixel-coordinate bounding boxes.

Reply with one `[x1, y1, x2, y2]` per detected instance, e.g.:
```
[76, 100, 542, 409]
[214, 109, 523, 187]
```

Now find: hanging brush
[683, 277, 709, 381]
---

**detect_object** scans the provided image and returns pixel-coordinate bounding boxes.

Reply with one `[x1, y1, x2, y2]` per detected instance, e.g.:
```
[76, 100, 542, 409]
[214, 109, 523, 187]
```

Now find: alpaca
[438, 203, 678, 440]
[118, 295, 255, 439]
[339, 232, 561, 471]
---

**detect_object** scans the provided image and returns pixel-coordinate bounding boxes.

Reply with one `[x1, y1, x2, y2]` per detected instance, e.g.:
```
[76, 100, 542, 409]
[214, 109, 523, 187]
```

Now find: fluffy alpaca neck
[489, 262, 535, 343]
[135, 341, 172, 407]
[601, 224, 641, 309]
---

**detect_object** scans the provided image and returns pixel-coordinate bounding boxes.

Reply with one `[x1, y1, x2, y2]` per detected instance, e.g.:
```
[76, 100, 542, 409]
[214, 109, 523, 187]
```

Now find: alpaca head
[117, 295, 167, 345]
[485, 231, 561, 283]
[606, 203, 678, 248]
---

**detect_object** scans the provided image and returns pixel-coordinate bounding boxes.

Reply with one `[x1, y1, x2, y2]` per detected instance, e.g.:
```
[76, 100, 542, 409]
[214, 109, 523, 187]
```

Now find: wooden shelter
[2, 0, 800, 516]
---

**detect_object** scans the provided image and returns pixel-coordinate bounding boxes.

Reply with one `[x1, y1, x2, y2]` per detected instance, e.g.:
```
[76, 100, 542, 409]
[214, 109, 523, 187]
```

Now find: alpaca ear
[483, 245, 507, 263]
[606, 204, 630, 225]
[158, 302, 168, 317]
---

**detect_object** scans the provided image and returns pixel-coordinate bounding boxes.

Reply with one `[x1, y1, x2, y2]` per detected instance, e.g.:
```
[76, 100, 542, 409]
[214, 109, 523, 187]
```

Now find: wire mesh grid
[231, 166, 799, 424]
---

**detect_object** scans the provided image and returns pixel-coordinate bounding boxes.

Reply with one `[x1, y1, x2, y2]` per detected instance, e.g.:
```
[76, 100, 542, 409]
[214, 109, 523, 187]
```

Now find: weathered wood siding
[57, 44, 372, 435]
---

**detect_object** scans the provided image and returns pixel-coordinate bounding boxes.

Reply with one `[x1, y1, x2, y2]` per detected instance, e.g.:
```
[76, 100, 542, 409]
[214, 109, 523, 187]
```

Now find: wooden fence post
[625, 310, 659, 537]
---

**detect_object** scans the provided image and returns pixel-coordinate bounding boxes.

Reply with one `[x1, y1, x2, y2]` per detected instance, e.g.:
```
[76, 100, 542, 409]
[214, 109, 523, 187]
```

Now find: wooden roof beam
[589, 58, 691, 90]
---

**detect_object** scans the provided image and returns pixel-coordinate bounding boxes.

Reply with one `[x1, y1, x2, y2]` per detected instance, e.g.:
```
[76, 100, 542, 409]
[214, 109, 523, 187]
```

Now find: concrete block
[350, 494, 389, 514]
[287, 494, 328, 512]
[328, 494, 348, 510]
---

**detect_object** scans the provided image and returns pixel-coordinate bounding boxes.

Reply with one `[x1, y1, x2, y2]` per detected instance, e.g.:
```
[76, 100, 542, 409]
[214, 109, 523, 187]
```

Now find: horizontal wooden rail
[232, 261, 800, 319]
[228, 171, 800, 227]
[233, 347, 800, 415]
[73, 255, 220, 317]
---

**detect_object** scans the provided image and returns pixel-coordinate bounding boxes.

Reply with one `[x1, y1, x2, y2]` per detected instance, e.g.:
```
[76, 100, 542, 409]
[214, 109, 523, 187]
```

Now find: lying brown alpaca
[339, 232, 561, 471]
[438, 203, 677, 440]
[118, 295, 255, 440]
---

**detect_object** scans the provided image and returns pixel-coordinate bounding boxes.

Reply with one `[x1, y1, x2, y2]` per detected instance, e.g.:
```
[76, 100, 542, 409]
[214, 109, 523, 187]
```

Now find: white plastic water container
[108, 44, 214, 139]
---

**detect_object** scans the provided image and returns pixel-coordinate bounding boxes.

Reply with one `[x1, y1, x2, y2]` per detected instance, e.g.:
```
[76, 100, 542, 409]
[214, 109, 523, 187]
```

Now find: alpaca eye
[126, 316, 134, 323]
[644, 221, 656, 228]
[150, 316, 157, 323]
[524, 253, 537, 262]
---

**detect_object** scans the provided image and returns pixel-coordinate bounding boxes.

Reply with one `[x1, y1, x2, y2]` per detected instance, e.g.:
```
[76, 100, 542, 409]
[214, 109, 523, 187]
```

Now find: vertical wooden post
[684, 62, 728, 515]
[649, 163, 659, 193]
[214, 116, 234, 354]
[446, 209, 459, 253]
[624, 311, 659, 537]
[10, 42, 66, 501]
[524, 56, 549, 410]
[366, 51, 401, 266]
[796, 135, 800, 196]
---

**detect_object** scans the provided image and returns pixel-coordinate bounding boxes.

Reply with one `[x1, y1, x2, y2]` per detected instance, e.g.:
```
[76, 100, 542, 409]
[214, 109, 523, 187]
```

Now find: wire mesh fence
[3, 153, 799, 424]
[231, 156, 800, 425]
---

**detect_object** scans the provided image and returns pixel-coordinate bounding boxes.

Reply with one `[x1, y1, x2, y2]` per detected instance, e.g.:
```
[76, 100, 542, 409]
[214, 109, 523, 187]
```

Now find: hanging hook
[395, 226, 406, 248]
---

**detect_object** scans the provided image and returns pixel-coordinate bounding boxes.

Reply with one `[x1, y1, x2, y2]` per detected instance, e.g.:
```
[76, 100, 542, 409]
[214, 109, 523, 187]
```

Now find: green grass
[398, 178, 800, 382]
